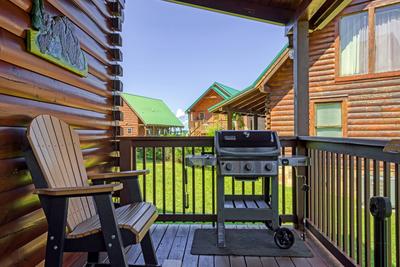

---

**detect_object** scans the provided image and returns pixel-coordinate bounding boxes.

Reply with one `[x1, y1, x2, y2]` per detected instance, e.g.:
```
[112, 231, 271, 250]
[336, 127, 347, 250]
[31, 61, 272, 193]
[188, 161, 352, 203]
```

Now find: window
[338, 4, 400, 78]
[127, 128, 132, 134]
[314, 102, 343, 137]
[198, 112, 205, 120]
[375, 4, 400, 73]
[339, 12, 369, 76]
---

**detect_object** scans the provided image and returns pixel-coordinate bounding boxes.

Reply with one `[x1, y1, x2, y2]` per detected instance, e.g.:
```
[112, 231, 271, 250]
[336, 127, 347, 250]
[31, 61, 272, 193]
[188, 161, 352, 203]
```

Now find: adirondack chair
[24, 115, 159, 267]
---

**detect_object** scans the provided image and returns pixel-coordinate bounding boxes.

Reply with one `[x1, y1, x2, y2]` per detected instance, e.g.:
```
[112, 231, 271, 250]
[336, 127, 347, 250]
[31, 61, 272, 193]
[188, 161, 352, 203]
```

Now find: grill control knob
[225, 162, 233, 171]
[265, 163, 273, 172]
[244, 163, 252, 171]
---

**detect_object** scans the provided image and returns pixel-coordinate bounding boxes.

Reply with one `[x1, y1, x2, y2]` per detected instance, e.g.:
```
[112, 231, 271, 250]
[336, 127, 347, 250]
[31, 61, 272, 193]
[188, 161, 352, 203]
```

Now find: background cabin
[211, 0, 400, 139]
[120, 93, 184, 136]
[187, 82, 264, 135]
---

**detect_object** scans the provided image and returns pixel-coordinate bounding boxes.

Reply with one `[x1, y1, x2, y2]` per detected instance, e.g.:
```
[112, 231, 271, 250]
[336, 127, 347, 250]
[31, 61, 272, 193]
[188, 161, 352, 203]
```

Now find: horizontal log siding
[267, 59, 294, 136]
[0, 0, 120, 266]
[266, 0, 400, 139]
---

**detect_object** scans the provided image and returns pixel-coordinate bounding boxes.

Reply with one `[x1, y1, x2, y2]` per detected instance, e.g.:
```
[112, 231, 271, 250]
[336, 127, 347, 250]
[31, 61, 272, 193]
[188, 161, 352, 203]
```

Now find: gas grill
[215, 130, 295, 249]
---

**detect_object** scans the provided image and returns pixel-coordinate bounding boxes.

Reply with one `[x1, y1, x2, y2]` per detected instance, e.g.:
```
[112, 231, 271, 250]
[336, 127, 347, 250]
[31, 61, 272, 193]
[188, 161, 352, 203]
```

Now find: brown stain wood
[0, 0, 118, 265]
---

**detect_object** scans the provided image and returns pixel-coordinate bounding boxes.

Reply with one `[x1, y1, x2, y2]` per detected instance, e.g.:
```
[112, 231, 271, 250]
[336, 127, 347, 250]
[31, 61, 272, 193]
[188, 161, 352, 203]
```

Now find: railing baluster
[142, 147, 147, 202]
[318, 150, 323, 229]
[162, 147, 166, 214]
[343, 154, 348, 254]
[337, 153, 342, 248]
[331, 152, 336, 243]
[373, 160, 380, 196]
[212, 146, 216, 215]
[192, 147, 195, 215]
[349, 155, 355, 258]
[364, 158, 371, 267]
[396, 163, 400, 267]
[322, 151, 326, 234]
[172, 147, 176, 215]
[356, 157, 362, 264]
[309, 149, 314, 222]
[282, 148, 286, 215]
[292, 147, 297, 220]
[201, 147, 206, 214]
[182, 147, 185, 214]
[326, 152, 331, 238]
[383, 162, 392, 265]
[152, 147, 156, 206]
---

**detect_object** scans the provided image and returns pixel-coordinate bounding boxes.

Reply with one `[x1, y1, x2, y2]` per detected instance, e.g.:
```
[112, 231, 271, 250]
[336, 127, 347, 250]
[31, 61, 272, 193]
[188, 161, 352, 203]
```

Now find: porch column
[253, 115, 258, 130]
[227, 111, 233, 130]
[293, 19, 309, 230]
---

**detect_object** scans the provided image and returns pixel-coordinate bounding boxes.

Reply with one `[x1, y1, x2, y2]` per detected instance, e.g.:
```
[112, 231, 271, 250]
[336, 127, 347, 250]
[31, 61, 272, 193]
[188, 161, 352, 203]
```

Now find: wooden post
[253, 115, 259, 130]
[293, 19, 309, 230]
[227, 111, 233, 130]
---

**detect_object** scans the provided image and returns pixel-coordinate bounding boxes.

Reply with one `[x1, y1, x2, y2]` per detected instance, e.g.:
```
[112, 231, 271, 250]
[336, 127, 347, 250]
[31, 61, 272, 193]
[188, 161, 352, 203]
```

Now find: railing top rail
[118, 135, 298, 148]
[298, 136, 390, 148]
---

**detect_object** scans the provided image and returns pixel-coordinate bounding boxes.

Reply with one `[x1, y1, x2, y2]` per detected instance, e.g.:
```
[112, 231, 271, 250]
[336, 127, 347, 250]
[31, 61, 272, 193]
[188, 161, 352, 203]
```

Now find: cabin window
[339, 12, 369, 76]
[314, 102, 343, 137]
[198, 112, 205, 120]
[127, 128, 133, 134]
[375, 4, 400, 73]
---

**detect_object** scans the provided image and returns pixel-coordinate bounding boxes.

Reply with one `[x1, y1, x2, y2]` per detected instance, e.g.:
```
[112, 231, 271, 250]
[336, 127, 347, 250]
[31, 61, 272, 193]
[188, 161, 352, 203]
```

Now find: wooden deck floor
[124, 223, 342, 267]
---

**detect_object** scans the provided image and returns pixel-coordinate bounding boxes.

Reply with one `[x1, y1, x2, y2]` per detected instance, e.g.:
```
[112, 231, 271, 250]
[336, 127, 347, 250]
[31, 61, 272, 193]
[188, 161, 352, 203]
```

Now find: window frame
[198, 112, 205, 120]
[310, 97, 348, 137]
[127, 127, 133, 134]
[335, 1, 400, 82]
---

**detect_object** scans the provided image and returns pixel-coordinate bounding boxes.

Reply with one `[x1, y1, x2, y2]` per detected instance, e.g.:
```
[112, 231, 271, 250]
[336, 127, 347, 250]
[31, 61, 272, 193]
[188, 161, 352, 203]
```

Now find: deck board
[124, 223, 342, 267]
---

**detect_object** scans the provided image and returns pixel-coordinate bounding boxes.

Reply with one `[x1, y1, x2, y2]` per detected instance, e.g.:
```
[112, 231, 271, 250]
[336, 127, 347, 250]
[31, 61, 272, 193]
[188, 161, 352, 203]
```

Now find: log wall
[267, 0, 400, 139]
[0, 0, 124, 266]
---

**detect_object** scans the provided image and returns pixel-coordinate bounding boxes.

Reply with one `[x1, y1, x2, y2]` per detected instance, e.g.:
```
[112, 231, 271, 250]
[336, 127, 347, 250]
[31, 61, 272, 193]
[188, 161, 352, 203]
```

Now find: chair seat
[68, 202, 158, 242]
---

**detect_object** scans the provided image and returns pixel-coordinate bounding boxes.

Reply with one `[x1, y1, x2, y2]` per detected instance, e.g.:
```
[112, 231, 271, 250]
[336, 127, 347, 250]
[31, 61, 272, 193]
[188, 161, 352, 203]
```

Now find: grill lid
[215, 130, 281, 158]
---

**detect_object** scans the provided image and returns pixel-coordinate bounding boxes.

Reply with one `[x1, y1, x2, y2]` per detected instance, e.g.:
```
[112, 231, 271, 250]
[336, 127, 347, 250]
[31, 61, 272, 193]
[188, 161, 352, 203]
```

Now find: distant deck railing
[119, 135, 400, 267]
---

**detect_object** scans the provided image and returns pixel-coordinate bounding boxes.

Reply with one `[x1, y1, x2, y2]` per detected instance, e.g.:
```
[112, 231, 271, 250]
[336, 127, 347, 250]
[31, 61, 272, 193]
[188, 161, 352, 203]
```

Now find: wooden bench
[24, 115, 159, 267]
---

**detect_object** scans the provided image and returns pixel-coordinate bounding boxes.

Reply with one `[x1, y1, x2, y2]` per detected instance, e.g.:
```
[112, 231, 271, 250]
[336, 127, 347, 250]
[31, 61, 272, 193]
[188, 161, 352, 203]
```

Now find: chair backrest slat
[27, 115, 97, 229]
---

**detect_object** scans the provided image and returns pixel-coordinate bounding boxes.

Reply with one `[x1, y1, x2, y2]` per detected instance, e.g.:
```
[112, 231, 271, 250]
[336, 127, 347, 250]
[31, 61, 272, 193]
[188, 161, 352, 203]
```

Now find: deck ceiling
[166, 0, 350, 29]
[213, 88, 267, 117]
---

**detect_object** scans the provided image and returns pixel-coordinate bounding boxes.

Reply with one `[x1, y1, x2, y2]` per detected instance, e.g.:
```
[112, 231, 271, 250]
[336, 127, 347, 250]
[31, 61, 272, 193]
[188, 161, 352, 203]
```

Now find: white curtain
[375, 4, 400, 73]
[340, 12, 369, 76]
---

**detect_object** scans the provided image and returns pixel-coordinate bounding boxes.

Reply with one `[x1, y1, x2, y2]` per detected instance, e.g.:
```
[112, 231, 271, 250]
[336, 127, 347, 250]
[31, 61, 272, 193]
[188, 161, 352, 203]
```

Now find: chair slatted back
[27, 115, 96, 230]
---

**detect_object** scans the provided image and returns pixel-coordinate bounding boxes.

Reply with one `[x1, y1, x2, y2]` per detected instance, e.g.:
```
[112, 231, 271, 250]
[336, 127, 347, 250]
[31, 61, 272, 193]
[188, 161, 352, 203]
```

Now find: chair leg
[140, 232, 158, 266]
[44, 197, 68, 267]
[94, 194, 128, 267]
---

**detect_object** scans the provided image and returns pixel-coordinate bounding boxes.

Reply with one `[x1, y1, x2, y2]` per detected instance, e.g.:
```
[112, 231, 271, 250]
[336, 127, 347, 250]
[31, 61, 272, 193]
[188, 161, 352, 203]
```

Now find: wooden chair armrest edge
[34, 183, 123, 197]
[88, 170, 150, 180]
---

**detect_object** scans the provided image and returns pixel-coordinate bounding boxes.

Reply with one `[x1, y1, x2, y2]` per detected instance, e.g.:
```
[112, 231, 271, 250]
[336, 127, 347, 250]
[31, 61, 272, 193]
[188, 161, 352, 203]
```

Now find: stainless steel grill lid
[215, 130, 281, 158]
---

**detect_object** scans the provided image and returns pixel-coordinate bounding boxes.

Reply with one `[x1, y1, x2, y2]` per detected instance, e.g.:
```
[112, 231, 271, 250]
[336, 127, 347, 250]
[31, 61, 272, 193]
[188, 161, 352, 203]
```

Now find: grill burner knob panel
[244, 163, 252, 171]
[265, 163, 273, 171]
[225, 162, 233, 171]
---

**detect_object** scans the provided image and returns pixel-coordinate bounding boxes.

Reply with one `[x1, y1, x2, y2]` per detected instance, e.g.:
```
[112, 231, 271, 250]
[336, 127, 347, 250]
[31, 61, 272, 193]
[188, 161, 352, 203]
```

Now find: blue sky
[121, 0, 287, 120]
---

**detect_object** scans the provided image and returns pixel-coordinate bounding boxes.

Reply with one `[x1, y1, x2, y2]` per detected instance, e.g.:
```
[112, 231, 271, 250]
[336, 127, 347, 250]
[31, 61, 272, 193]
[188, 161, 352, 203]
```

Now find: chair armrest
[34, 183, 123, 197]
[88, 170, 149, 181]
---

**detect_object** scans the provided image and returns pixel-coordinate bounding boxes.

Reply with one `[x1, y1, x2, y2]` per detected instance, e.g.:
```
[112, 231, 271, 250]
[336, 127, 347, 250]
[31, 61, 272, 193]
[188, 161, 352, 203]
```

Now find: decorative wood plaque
[27, 0, 88, 77]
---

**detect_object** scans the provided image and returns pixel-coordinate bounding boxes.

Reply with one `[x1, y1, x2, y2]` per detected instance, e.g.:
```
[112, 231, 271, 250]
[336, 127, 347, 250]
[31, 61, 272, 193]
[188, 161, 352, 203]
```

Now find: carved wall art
[27, 0, 88, 77]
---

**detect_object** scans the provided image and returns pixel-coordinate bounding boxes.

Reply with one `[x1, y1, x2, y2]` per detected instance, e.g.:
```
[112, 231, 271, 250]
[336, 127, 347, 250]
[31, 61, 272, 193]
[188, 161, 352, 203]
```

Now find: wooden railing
[119, 136, 298, 222]
[119, 136, 400, 267]
[301, 136, 399, 267]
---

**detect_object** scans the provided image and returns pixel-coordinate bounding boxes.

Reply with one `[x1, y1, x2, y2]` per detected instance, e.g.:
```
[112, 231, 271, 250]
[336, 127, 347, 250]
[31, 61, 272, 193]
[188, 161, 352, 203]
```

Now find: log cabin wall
[0, 0, 124, 266]
[120, 99, 142, 136]
[267, 0, 400, 139]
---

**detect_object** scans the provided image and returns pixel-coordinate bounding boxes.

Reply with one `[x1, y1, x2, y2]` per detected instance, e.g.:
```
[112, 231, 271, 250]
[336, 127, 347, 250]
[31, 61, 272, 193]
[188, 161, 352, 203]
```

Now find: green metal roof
[186, 82, 240, 112]
[122, 93, 184, 127]
[208, 44, 289, 112]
